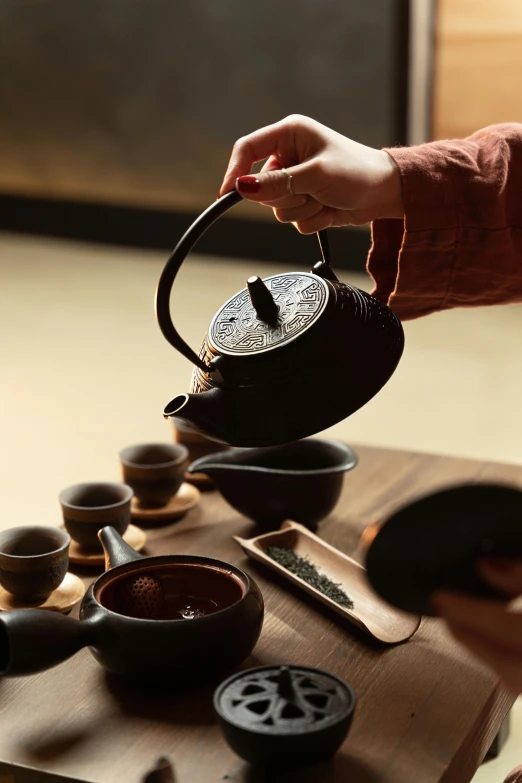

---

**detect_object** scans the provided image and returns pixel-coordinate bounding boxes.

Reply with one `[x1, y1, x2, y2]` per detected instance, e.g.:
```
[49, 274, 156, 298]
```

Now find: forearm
[368, 123, 522, 320]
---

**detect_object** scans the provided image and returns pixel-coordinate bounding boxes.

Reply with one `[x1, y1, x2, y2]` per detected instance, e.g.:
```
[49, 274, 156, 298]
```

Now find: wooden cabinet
[434, 0, 522, 140]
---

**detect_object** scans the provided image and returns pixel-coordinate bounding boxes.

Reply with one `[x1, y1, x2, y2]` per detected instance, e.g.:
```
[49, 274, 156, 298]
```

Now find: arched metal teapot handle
[155, 190, 243, 372]
[155, 190, 331, 372]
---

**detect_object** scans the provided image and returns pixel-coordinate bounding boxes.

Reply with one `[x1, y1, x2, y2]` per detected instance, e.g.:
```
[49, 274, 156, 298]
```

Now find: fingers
[265, 194, 309, 210]
[293, 207, 368, 234]
[433, 591, 522, 693]
[232, 159, 322, 204]
[273, 198, 323, 225]
[433, 592, 522, 654]
[478, 556, 522, 598]
[285, 205, 367, 234]
[259, 155, 284, 175]
[263, 175, 361, 232]
[292, 207, 336, 234]
[219, 115, 318, 196]
[219, 122, 293, 195]
[445, 622, 522, 693]
[259, 156, 309, 210]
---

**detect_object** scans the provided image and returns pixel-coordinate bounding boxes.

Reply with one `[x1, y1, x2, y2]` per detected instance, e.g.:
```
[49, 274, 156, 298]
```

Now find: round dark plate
[365, 483, 522, 616]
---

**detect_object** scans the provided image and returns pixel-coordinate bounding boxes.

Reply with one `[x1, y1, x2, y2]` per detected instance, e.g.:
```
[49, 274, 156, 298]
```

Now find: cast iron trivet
[213, 664, 356, 767]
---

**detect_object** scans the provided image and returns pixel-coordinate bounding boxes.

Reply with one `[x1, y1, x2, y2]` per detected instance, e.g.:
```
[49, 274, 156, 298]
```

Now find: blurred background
[2, 0, 521, 262]
[1, 1, 522, 776]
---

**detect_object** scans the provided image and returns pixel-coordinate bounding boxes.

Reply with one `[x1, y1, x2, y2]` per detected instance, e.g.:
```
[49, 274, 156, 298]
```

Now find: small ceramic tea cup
[0, 526, 70, 603]
[119, 443, 189, 508]
[59, 482, 133, 551]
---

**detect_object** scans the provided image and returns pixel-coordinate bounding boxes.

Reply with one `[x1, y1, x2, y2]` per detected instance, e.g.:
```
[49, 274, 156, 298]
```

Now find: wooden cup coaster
[184, 471, 214, 490]
[130, 482, 200, 523]
[67, 524, 147, 567]
[0, 572, 85, 614]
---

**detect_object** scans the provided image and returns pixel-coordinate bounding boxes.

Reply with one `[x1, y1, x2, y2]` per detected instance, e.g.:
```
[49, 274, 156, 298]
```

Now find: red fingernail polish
[236, 176, 260, 193]
[481, 556, 514, 573]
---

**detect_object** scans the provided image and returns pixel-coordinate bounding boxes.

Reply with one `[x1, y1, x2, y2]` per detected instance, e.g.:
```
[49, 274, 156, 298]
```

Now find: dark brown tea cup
[119, 443, 189, 508]
[59, 482, 133, 551]
[0, 526, 70, 603]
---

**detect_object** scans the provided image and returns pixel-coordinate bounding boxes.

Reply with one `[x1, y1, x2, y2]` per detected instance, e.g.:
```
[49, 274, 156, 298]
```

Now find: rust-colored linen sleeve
[367, 123, 522, 320]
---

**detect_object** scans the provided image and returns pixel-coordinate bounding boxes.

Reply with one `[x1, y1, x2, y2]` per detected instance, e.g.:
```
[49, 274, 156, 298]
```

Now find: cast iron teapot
[156, 190, 404, 447]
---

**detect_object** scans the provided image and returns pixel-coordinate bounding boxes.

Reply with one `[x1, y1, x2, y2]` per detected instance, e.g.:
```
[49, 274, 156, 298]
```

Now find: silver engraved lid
[208, 272, 329, 356]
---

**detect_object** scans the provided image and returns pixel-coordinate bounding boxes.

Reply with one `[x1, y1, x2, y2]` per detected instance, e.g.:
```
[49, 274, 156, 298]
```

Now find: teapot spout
[98, 526, 144, 571]
[163, 389, 231, 446]
[0, 609, 92, 676]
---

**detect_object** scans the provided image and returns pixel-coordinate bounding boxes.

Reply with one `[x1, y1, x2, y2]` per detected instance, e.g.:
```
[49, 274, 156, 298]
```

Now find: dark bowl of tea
[189, 439, 357, 531]
[0, 526, 264, 687]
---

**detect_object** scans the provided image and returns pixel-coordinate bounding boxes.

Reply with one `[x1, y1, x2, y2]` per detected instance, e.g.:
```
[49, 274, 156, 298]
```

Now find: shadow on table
[22, 727, 96, 763]
[241, 754, 378, 783]
[100, 649, 275, 726]
[103, 671, 218, 726]
[243, 558, 391, 652]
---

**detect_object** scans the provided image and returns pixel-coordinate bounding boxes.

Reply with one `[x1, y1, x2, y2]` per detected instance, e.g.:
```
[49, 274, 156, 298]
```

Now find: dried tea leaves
[265, 546, 354, 610]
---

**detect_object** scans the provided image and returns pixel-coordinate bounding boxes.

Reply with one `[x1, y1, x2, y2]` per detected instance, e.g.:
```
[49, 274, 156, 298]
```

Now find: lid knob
[247, 276, 279, 325]
[276, 666, 296, 700]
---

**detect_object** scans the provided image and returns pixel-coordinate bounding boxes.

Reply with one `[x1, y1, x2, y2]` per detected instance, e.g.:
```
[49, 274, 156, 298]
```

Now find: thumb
[235, 163, 309, 203]
[478, 556, 522, 598]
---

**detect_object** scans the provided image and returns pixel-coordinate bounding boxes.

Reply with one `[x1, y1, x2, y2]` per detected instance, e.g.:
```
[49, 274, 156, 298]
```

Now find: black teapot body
[157, 192, 404, 447]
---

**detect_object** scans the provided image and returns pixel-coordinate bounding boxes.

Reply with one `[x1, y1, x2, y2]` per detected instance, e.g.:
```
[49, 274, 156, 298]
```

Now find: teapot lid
[209, 272, 329, 355]
[214, 664, 355, 735]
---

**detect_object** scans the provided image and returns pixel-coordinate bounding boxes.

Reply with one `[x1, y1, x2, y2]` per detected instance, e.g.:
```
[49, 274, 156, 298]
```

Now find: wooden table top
[0, 444, 519, 783]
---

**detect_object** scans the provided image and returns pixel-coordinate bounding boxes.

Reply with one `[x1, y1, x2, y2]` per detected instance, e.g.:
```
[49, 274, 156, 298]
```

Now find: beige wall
[434, 0, 522, 140]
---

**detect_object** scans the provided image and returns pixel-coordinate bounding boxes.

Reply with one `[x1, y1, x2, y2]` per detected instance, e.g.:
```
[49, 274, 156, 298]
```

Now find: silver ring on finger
[281, 168, 294, 197]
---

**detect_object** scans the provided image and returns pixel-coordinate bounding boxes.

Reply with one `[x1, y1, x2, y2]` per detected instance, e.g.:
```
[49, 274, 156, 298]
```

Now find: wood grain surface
[0, 444, 518, 783]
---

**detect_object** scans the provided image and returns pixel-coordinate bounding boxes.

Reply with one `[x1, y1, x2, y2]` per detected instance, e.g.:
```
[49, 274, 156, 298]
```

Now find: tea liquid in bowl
[98, 563, 245, 621]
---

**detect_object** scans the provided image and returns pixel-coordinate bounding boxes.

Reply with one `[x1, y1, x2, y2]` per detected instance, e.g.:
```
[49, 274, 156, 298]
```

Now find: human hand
[218, 114, 404, 233]
[432, 557, 522, 694]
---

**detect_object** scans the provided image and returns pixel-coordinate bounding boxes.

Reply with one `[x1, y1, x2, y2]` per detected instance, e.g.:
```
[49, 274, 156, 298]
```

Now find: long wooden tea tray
[235, 520, 421, 645]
